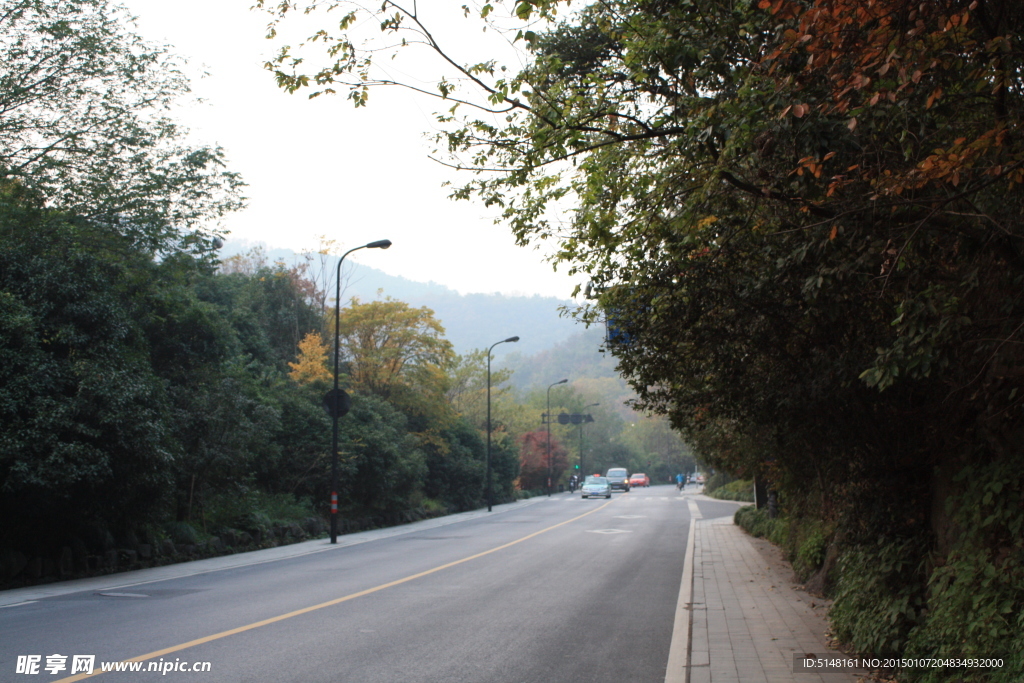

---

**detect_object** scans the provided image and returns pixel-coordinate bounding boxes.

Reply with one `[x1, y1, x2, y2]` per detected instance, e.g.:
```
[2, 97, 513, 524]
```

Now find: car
[581, 476, 612, 499]
[605, 467, 631, 492]
[629, 473, 650, 488]
[696, 473, 706, 484]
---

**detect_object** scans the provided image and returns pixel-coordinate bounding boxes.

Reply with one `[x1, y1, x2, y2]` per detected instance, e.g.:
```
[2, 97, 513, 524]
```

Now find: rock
[103, 550, 117, 569]
[222, 530, 237, 547]
[249, 529, 261, 545]
[207, 537, 223, 552]
[137, 543, 152, 560]
[118, 549, 137, 566]
[237, 531, 252, 546]
[161, 539, 176, 556]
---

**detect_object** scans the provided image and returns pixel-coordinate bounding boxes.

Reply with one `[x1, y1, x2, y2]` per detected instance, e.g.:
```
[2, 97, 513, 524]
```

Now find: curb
[0, 495, 552, 608]
[664, 498, 704, 683]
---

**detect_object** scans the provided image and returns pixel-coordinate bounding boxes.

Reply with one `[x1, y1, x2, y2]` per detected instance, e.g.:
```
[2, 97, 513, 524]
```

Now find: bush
[704, 471, 733, 494]
[829, 536, 928, 656]
[165, 521, 199, 545]
[707, 479, 754, 502]
[734, 506, 788, 546]
[793, 523, 829, 580]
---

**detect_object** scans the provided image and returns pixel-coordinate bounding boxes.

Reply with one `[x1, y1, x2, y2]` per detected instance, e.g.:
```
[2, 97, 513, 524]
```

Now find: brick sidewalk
[688, 516, 857, 683]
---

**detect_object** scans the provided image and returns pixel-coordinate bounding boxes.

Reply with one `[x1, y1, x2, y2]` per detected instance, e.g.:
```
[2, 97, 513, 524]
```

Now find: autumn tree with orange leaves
[517, 430, 568, 492]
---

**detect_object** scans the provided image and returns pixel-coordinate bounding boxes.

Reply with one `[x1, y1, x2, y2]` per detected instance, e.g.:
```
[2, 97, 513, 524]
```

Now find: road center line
[54, 499, 615, 682]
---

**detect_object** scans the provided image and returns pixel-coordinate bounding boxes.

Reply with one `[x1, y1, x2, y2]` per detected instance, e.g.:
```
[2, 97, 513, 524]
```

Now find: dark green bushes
[706, 479, 754, 502]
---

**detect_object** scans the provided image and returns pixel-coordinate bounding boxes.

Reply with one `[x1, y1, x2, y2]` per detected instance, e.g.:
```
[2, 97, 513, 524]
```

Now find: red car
[629, 473, 650, 488]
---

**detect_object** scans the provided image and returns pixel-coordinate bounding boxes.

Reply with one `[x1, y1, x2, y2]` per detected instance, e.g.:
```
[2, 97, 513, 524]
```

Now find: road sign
[322, 389, 352, 418]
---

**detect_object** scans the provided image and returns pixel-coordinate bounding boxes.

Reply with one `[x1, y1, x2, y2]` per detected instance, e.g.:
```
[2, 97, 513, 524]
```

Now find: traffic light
[574, 464, 579, 469]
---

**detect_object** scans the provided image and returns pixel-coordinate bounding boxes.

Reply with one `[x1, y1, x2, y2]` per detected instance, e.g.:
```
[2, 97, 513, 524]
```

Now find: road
[2, 486, 734, 682]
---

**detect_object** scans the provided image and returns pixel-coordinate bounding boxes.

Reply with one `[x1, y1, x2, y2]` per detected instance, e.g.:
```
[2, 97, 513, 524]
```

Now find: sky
[119, 0, 580, 299]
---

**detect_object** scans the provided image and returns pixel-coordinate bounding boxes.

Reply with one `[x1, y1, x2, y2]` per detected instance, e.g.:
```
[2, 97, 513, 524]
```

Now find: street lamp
[546, 378, 568, 496]
[330, 239, 392, 544]
[579, 403, 599, 477]
[486, 336, 519, 512]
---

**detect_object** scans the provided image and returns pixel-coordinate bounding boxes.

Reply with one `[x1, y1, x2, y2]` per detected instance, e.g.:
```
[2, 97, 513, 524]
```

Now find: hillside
[220, 240, 581, 356]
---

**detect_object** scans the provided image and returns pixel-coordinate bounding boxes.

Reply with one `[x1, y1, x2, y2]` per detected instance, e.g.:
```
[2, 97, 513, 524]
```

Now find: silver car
[581, 476, 612, 499]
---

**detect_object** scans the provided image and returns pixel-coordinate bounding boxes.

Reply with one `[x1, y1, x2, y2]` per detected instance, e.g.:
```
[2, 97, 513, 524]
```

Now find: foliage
[337, 394, 426, 513]
[335, 296, 454, 402]
[421, 418, 485, 512]
[260, 0, 1024, 669]
[830, 536, 930, 656]
[734, 506, 788, 548]
[288, 331, 332, 385]
[0, 0, 244, 253]
[0, 202, 175, 546]
[517, 429, 568, 491]
[706, 479, 754, 503]
[445, 348, 514, 429]
[901, 458, 1024, 682]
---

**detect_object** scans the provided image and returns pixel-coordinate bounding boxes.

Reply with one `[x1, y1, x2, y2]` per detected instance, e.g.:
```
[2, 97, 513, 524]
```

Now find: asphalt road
[2, 487, 733, 683]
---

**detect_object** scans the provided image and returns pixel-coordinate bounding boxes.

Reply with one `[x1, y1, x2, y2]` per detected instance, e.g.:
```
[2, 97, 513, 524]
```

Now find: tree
[0, 196, 175, 548]
[517, 430, 567, 491]
[335, 297, 454, 401]
[288, 331, 332, 385]
[0, 0, 244, 253]
[445, 349, 514, 429]
[257, 0, 1024, 669]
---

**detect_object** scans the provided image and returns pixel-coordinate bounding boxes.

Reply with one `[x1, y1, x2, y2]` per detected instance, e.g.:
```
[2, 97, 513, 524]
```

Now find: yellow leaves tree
[335, 297, 454, 403]
[288, 331, 332, 385]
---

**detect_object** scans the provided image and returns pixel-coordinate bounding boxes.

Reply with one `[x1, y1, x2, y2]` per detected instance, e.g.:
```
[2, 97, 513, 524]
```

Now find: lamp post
[330, 239, 391, 544]
[546, 378, 568, 496]
[579, 403, 599, 477]
[486, 336, 519, 512]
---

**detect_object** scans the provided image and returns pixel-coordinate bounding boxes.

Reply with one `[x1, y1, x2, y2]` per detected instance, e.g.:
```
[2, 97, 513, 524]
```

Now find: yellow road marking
[55, 499, 613, 681]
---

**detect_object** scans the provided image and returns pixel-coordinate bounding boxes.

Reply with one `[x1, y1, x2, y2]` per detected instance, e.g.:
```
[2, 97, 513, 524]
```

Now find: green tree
[0, 0, 244, 253]
[0, 197, 175, 549]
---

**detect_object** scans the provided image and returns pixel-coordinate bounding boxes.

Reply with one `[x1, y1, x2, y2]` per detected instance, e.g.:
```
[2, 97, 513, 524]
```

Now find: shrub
[165, 521, 199, 545]
[704, 471, 733, 494]
[794, 523, 829, 580]
[734, 506, 788, 546]
[829, 536, 928, 656]
[707, 479, 754, 502]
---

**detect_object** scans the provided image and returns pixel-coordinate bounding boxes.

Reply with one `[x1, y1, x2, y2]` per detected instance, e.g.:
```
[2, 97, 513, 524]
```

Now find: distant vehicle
[629, 473, 650, 488]
[696, 473, 706, 484]
[581, 476, 612, 499]
[605, 467, 631, 492]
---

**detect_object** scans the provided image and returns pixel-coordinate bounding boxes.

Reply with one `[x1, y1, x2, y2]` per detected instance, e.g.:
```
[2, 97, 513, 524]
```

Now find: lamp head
[505, 336, 520, 343]
[366, 239, 392, 249]
[557, 378, 568, 385]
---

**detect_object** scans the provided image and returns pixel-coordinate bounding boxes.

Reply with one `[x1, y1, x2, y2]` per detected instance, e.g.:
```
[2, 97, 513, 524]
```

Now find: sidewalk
[684, 506, 858, 683]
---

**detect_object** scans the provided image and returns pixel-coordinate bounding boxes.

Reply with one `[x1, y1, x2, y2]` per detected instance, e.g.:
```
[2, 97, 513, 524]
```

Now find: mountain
[218, 240, 582, 356]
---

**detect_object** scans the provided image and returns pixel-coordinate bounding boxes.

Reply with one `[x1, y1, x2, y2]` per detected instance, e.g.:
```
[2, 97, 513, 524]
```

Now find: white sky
[120, 0, 579, 299]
